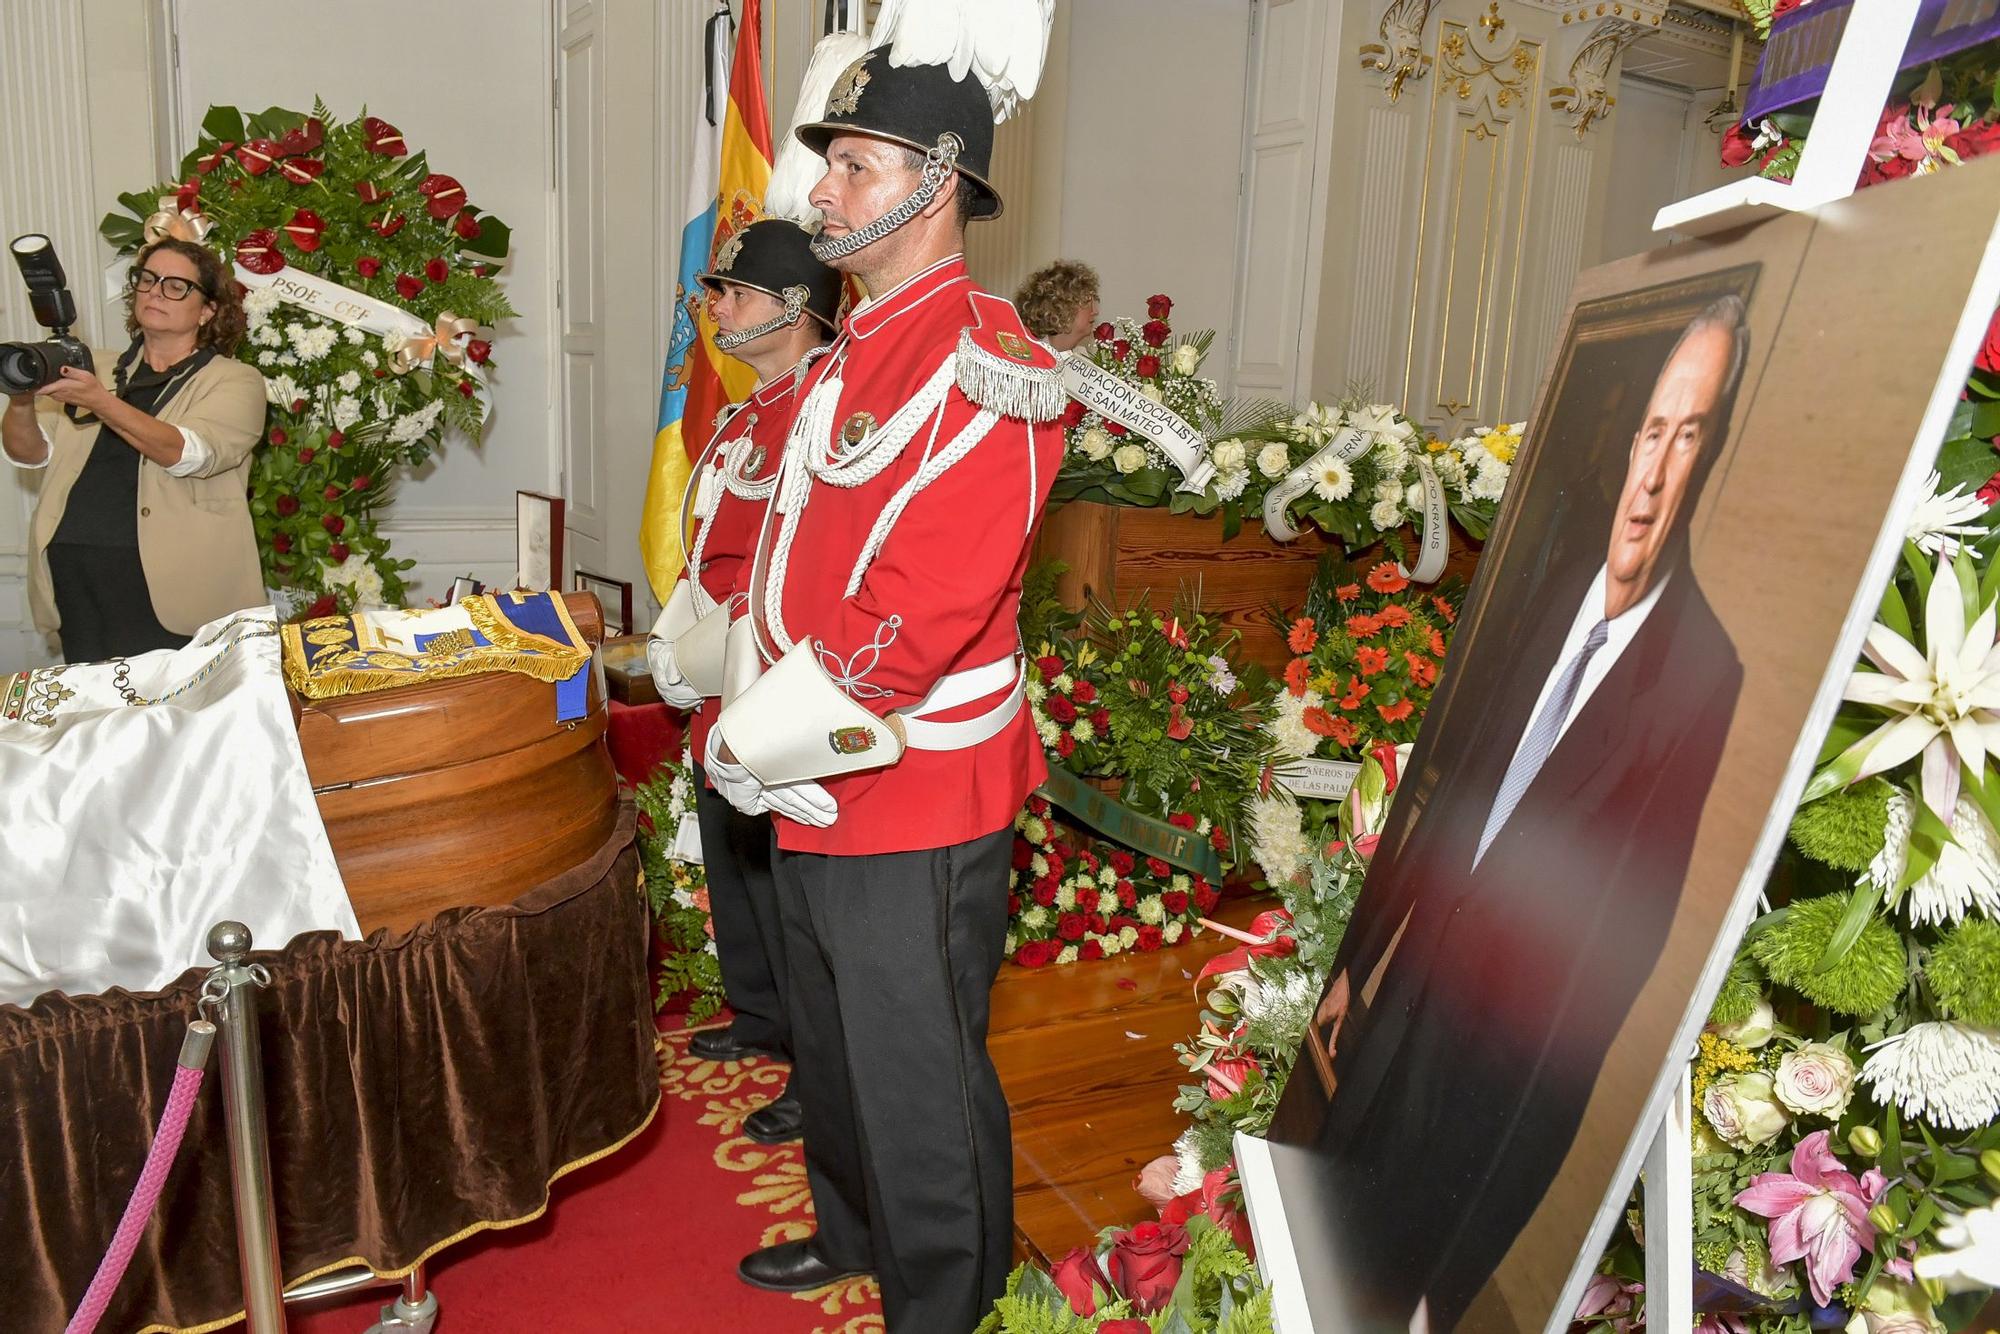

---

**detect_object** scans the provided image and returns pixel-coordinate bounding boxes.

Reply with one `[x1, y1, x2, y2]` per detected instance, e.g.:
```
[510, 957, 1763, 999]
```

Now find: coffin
[294, 590, 620, 937]
[1032, 500, 1484, 673]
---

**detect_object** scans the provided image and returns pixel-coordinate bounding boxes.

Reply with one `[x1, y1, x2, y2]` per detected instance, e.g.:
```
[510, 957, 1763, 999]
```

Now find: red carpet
[289, 1020, 883, 1334]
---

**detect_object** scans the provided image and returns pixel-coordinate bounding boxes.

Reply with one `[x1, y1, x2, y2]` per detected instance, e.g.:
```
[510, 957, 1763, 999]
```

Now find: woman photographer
[2, 238, 266, 662]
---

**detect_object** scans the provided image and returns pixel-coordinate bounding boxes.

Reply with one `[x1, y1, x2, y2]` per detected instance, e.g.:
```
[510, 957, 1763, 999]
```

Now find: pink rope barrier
[64, 1024, 214, 1334]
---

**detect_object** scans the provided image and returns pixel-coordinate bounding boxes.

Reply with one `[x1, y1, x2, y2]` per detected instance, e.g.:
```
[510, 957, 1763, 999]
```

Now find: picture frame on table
[573, 569, 634, 639]
[516, 491, 564, 592]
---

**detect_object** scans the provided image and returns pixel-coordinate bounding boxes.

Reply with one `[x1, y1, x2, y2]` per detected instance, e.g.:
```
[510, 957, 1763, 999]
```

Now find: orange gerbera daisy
[1336, 583, 1362, 603]
[1288, 617, 1318, 655]
[1355, 645, 1391, 677]
[1367, 562, 1409, 594]
[1432, 595, 1457, 624]
[1377, 697, 1415, 724]
[1303, 705, 1341, 736]
[1405, 651, 1437, 687]
[1339, 676, 1371, 710]
[1376, 604, 1412, 628]
[1283, 657, 1312, 697]
[1427, 627, 1447, 657]
[1346, 613, 1382, 638]
[1327, 714, 1360, 747]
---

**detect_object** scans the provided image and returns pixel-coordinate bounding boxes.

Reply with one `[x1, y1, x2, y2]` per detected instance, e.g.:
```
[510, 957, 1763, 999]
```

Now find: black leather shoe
[744, 1091, 803, 1144]
[687, 1026, 754, 1061]
[737, 1239, 869, 1293]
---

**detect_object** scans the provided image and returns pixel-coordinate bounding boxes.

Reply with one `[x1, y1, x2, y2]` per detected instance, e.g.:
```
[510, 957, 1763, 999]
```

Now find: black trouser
[772, 828, 1014, 1333]
[47, 544, 187, 664]
[692, 769, 790, 1056]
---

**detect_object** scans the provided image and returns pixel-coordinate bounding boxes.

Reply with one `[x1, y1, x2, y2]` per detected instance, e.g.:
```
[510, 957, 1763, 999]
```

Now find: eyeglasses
[129, 269, 210, 301]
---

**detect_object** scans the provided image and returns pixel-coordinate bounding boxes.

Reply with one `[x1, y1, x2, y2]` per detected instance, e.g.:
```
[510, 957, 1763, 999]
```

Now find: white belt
[896, 655, 1023, 751]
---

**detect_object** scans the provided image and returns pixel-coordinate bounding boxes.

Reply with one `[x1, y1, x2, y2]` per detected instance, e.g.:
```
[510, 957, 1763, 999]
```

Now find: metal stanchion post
[362, 1262, 438, 1334]
[203, 921, 289, 1334]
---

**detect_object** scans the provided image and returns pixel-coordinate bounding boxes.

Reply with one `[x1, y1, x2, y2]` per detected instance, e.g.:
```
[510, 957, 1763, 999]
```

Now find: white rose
[1112, 443, 1149, 474]
[1211, 439, 1247, 472]
[1139, 384, 1163, 403]
[1256, 442, 1290, 478]
[1080, 427, 1113, 461]
[1702, 1071, 1789, 1150]
[1375, 479, 1403, 506]
[1368, 498, 1402, 529]
[1172, 344, 1200, 375]
[1775, 1042, 1857, 1119]
[1715, 997, 1776, 1049]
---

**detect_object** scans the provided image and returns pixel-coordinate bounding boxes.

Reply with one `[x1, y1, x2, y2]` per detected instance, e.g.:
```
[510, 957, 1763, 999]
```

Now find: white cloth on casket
[0, 607, 357, 1006]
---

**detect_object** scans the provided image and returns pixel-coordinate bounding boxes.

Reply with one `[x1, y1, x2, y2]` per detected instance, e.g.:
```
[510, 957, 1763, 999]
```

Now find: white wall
[169, 0, 557, 598]
[1596, 77, 1750, 263]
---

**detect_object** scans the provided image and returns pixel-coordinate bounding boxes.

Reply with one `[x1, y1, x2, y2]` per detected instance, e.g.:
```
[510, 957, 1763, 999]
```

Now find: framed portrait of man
[1243, 158, 2000, 1333]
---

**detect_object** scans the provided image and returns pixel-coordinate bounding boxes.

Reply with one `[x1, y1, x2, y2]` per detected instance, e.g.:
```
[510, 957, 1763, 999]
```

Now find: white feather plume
[764, 31, 873, 225]
[870, 0, 1055, 122]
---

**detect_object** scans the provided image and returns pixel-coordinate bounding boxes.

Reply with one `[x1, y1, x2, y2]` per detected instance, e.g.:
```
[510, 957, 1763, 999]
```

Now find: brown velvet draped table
[1, 801, 656, 1334]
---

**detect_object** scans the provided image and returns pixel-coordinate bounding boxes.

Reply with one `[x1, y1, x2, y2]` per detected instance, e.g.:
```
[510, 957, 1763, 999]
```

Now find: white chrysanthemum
[1164, 920, 1184, 943]
[1118, 926, 1139, 948]
[1020, 906, 1049, 931]
[1206, 653, 1237, 696]
[1311, 456, 1353, 503]
[1138, 896, 1166, 925]
[1021, 815, 1048, 844]
[1873, 792, 2000, 925]
[1100, 934, 1123, 957]
[1024, 679, 1047, 705]
[1908, 469, 1992, 560]
[1172, 1125, 1210, 1194]
[1171, 873, 1191, 893]
[1248, 790, 1311, 885]
[1861, 1021, 2000, 1131]
[343, 326, 366, 345]
[275, 352, 298, 367]
[1267, 688, 1323, 759]
[1051, 673, 1073, 692]
[252, 323, 283, 348]
[1468, 454, 1509, 502]
[382, 330, 408, 355]
[1239, 966, 1320, 1033]
[1098, 866, 1117, 888]
[361, 350, 380, 369]
[1214, 467, 1249, 502]
[1037, 717, 1061, 746]
[1069, 719, 1095, 742]
[1055, 883, 1076, 911]
[1372, 437, 1410, 476]
[255, 351, 276, 367]
[263, 374, 300, 407]
[1256, 442, 1291, 479]
[1369, 498, 1402, 530]
[332, 395, 363, 431]
[1030, 853, 1049, 879]
[1057, 945, 1078, 965]
[337, 370, 362, 393]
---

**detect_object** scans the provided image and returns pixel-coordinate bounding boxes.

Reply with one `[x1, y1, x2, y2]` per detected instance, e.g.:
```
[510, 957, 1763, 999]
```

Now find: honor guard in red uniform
[706, 48, 1061, 1331]
[647, 219, 842, 1145]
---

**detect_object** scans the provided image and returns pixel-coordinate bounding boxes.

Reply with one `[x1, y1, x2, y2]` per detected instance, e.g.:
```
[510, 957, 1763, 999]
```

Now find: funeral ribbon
[1035, 764, 1225, 882]
[142, 198, 213, 246]
[390, 311, 479, 374]
[221, 262, 489, 397]
[1262, 430, 1450, 583]
[1060, 352, 1216, 494]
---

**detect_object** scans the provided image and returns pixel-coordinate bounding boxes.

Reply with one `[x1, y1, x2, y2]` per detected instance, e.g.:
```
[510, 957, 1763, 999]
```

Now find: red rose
[297, 447, 314, 464]
[1079, 939, 1104, 961]
[1097, 1323, 1150, 1334]
[1140, 319, 1170, 348]
[355, 180, 389, 205]
[1092, 708, 1111, 733]
[322, 514, 345, 535]
[1075, 887, 1100, 913]
[369, 213, 407, 239]
[457, 379, 474, 398]
[1032, 880, 1058, 908]
[395, 273, 424, 300]
[1770, 0, 1805, 14]
[1090, 912, 1110, 935]
[1015, 940, 1057, 968]
[363, 117, 407, 157]
[328, 542, 350, 562]
[323, 484, 344, 502]
[465, 339, 492, 365]
[350, 474, 372, 492]
[1146, 294, 1172, 319]
[1162, 890, 1189, 915]
[1007, 893, 1021, 914]
[1049, 1247, 1109, 1316]
[235, 229, 285, 275]
[1036, 654, 1065, 679]
[1060, 399, 1087, 428]
[1110, 851, 1135, 877]
[1116, 881, 1138, 909]
[1979, 308, 2000, 375]
[269, 427, 288, 446]
[417, 173, 468, 219]
[1046, 694, 1078, 724]
[1105, 1221, 1189, 1313]
[277, 157, 325, 185]
[356, 256, 383, 279]
[282, 208, 326, 251]
[1720, 124, 1758, 169]
[271, 533, 292, 554]
[1136, 354, 1161, 378]
[1136, 924, 1164, 951]
[275, 494, 299, 516]
[235, 138, 283, 175]
[326, 431, 345, 449]
[1112, 339, 1132, 359]
[454, 210, 484, 240]
[306, 594, 338, 619]
[289, 398, 306, 414]
[1071, 680, 1097, 704]
[1094, 321, 1115, 341]
[426, 257, 450, 284]
[1104, 421, 1127, 438]
[1057, 913, 1087, 942]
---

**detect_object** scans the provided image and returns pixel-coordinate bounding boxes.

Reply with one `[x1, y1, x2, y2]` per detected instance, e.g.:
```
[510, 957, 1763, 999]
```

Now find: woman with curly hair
[2, 237, 268, 661]
[1014, 258, 1100, 351]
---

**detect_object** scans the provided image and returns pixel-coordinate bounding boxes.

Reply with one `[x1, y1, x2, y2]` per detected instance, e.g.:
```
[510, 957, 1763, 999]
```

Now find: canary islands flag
[641, 0, 773, 602]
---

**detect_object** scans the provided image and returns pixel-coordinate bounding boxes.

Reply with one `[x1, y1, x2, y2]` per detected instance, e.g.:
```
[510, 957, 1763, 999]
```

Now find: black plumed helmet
[793, 46, 1001, 220]
[697, 218, 845, 332]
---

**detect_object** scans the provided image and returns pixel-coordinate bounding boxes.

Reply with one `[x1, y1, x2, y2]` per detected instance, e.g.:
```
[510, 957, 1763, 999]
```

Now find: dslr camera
[0, 234, 94, 396]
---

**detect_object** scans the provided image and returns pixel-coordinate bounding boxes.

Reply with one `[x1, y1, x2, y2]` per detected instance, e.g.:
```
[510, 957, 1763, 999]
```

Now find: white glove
[647, 635, 705, 710]
[703, 727, 839, 827]
[762, 777, 840, 828]
[703, 727, 770, 816]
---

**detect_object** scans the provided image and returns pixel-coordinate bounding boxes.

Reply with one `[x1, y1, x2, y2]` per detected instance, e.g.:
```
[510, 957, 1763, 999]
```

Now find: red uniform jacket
[745, 254, 1063, 855]
[676, 367, 801, 767]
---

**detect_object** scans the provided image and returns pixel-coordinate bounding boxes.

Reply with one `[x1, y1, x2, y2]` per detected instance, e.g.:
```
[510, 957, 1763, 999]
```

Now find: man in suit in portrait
[1269, 294, 1749, 1333]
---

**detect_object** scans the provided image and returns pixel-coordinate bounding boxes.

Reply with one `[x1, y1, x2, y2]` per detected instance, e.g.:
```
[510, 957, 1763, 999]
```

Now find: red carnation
[454, 210, 483, 240]
[1136, 925, 1164, 951]
[277, 157, 325, 185]
[1979, 307, 2000, 375]
[417, 173, 468, 219]
[1146, 856, 1171, 878]
[425, 257, 450, 285]
[1110, 851, 1136, 876]
[323, 484, 344, 502]
[1116, 881, 1138, 910]
[271, 532, 292, 554]
[1057, 733, 1077, 759]
[235, 138, 283, 175]
[362, 117, 407, 156]
[235, 229, 285, 275]
[306, 594, 339, 619]
[326, 431, 346, 449]
[1060, 399, 1088, 428]
[369, 213, 407, 240]
[1981, 469, 2000, 507]
[1168, 812, 1196, 830]
[1146, 294, 1172, 320]
[1195, 881, 1221, 912]
[1091, 708, 1111, 733]
[274, 494, 300, 517]
[1140, 319, 1170, 347]
[322, 514, 345, 535]
[1072, 680, 1097, 704]
[395, 273, 424, 300]
[356, 256, 382, 279]
[350, 474, 372, 492]
[1011, 839, 1034, 871]
[355, 180, 389, 205]
[1162, 890, 1189, 915]
[1947, 119, 2000, 163]
[282, 208, 326, 251]
[465, 338, 491, 365]
[269, 427, 288, 446]
[328, 542, 350, 563]
[1079, 940, 1104, 962]
[297, 447, 315, 464]
[1136, 354, 1161, 378]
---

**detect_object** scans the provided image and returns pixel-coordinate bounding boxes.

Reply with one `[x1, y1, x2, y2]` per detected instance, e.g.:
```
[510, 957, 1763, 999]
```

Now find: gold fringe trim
[130, 1091, 662, 1334]
[282, 595, 591, 702]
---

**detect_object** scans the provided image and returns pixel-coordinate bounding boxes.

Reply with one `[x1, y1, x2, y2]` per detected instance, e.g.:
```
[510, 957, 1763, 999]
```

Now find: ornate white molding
[1359, 0, 1440, 103]
[1548, 17, 1653, 136]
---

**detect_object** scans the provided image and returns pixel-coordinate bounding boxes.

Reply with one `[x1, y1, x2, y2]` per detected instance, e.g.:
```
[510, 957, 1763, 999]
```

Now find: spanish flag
[641, 0, 774, 602]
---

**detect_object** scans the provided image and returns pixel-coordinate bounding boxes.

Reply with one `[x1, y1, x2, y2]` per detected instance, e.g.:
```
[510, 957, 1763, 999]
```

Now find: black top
[52, 342, 215, 549]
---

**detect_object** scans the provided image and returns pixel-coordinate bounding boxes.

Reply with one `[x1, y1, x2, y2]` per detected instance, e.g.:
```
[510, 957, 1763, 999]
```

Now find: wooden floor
[992, 893, 1271, 1265]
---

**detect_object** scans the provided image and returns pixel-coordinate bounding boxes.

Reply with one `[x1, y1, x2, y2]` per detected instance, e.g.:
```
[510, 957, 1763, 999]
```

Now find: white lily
[1816, 557, 2000, 820]
[1907, 469, 1992, 560]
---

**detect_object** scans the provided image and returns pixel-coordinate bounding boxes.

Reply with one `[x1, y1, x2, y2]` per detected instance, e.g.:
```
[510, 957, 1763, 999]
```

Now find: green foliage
[634, 762, 724, 1021]
[1751, 891, 1906, 1017]
[1279, 844, 1365, 976]
[1707, 954, 1766, 1028]
[1788, 779, 1893, 874]
[1929, 919, 2000, 1027]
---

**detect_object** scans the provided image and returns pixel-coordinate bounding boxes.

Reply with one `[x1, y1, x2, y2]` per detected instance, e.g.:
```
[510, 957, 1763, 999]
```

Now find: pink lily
[1574, 1273, 1643, 1331]
[1695, 1316, 1748, 1334]
[1734, 1130, 1882, 1306]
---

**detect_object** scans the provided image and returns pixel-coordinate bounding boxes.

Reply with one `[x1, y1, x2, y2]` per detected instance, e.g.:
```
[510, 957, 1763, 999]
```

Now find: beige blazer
[27, 345, 268, 636]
